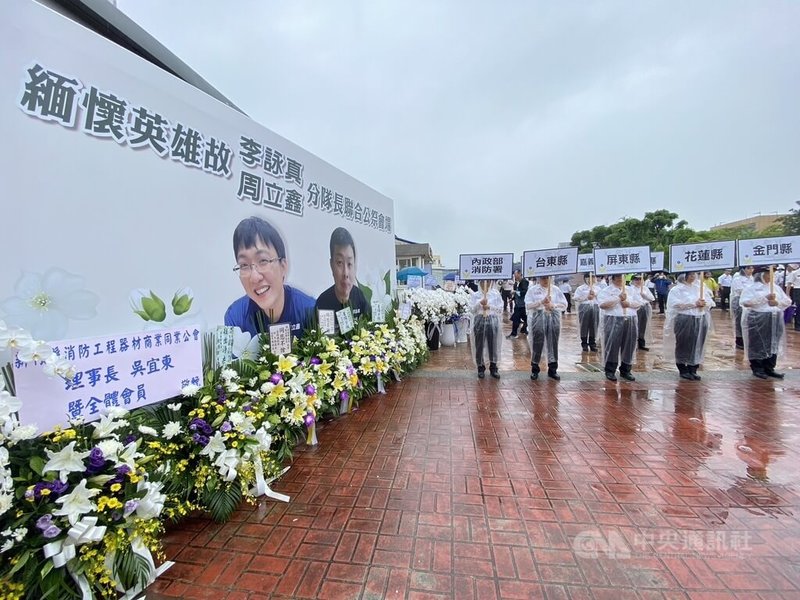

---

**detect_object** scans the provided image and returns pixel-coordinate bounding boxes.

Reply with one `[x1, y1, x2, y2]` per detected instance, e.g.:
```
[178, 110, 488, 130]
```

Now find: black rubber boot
[689, 365, 702, 381]
[619, 363, 635, 382]
[580, 337, 589, 352]
[489, 363, 500, 379]
[677, 364, 693, 381]
[605, 362, 618, 382]
[478, 365, 485, 379]
[547, 362, 560, 381]
[589, 337, 598, 352]
[530, 363, 540, 380]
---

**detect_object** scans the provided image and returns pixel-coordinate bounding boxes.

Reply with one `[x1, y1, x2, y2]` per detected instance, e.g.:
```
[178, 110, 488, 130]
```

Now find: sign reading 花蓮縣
[458, 254, 513, 280]
[670, 241, 736, 272]
[14, 326, 202, 432]
[522, 247, 578, 278]
[737, 236, 800, 266]
[593, 246, 651, 275]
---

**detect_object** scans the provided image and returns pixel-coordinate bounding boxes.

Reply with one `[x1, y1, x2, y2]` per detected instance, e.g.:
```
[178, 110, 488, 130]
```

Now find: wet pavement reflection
[151, 309, 800, 599]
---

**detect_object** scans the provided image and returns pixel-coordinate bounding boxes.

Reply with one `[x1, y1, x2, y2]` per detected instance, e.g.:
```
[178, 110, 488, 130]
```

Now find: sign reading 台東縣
[670, 241, 736, 272]
[593, 246, 651, 276]
[459, 254, 513, 281]
[737, 236, 800, 266]
[522, 247, 578, 278]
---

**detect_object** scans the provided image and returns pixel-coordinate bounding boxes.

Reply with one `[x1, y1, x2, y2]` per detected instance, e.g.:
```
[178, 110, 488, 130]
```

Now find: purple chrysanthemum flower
[270, 373, 283, 385]
[303, 413, 315, 428]
[305, 385, 316, 396]
[310, 356, 322, 365]
[220, 421, 232, 433]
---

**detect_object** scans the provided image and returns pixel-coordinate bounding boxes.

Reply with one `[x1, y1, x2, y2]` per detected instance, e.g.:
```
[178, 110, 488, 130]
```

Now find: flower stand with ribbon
[304, 412, 318, 446]
[425, 321, 441, 350]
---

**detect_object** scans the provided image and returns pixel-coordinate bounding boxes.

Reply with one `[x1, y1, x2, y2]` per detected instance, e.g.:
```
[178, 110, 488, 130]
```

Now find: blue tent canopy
[397, 266, 428, 281]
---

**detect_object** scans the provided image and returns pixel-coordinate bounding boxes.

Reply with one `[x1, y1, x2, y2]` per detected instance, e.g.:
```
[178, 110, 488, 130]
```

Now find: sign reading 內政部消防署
[737, 236, 800, 266]
[13, 326, 202, 432]
[670, 241, 736, 273]
[522, 247, 578, 278]
[458, 254, 513, 280]
[0, 0, 395, 358]
[593, 246, 651, 275]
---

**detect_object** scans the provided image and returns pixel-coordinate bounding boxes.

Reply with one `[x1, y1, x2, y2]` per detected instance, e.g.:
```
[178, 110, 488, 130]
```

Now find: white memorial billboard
[0, 0, 395, 347]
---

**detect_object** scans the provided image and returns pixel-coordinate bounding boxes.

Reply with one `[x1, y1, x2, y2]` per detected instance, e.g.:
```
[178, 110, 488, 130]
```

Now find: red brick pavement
[150, 311, 800, 599]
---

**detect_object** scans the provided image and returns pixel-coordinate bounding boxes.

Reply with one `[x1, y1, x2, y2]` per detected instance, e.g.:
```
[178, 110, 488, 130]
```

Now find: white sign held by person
[650, 251, 665, 272]
[523, 247, 579, 278]
[14, 326, 202, 432]
[737, 236, 800, 266]
[578, 253, 595, 273]
[593, 246, 651, 275]
[670, 241, 736, 272]
[407, 275, 423, 289]
[459, 254, 514, 280]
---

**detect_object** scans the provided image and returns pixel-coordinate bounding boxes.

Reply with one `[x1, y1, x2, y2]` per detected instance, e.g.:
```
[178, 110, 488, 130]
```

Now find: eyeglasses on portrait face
[232, 257, 283, 277]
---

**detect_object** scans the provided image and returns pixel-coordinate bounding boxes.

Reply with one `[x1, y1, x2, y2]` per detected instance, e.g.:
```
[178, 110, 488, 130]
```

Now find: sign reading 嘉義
[670, 241, 736, 272]
[578, 253, 595, 273]
[650, 251, 665, 272]
[458, 254, 513, 280]
[737, 235, 800, 266]
[14, 326, 202, 433]
[522, 247, 578, 278]
[593, 246, 651, 275]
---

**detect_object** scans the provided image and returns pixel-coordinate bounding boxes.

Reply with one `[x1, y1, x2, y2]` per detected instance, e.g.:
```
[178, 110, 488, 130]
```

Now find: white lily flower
[114, 442, 141, 469]
[166, 402, 182, 411]
[137, 425, 158, 436]
[91, 414, 124, 439]
[16, 341, 53, 363]
[53, 479, 100, 525]
[0, 268, 99, 340]
[43, 441, 90, 482]
[0, 493, 12, 517]
[8, 425, 37, 442]
[135, 480, 166, 520]
[104, 407, 129, 420]
[199, 431, 226, 459]
[254, 426, 273, 452]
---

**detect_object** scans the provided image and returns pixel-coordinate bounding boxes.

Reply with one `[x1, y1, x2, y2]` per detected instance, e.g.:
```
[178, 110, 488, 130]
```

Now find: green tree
[570, 210, 695, 253]
[779, 202, 800, 235]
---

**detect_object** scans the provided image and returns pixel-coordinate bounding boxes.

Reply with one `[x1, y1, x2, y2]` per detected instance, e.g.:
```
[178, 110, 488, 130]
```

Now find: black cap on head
[753, 265, 769, 274]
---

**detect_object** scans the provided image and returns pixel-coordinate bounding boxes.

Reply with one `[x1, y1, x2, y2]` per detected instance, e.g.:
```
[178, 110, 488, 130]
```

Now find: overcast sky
[117, 0, 800, 266]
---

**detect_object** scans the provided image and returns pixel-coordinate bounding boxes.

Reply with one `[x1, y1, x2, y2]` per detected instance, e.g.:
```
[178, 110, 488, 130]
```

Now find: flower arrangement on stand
[0, 322, 168, 600]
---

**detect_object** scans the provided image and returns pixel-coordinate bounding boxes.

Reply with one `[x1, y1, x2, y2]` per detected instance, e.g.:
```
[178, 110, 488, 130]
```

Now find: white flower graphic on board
[0, 268, 99, 341]
[363, 270, 393, 312]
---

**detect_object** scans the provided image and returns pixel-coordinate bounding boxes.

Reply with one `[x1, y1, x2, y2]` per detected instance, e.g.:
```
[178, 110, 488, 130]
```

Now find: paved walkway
[151, 310, 800, 599]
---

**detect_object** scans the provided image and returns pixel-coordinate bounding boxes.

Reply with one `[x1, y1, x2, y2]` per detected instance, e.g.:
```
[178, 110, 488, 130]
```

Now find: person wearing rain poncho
[663, 272, 715, 381]
[740, 266, 792, 379]
[731, 265, 754, 349]
[597, 274, 643, 382]
[525, 276, 568, 380]
[469, 281, 503, 379]
[630, 274, 655, 351]
[572, 273, 599, 352]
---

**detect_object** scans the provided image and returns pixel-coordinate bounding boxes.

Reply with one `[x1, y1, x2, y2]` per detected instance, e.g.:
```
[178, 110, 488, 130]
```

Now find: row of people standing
[468, 266, 790, 382]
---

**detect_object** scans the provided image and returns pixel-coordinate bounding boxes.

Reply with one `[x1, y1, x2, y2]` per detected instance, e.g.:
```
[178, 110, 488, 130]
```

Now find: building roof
[395, 242, 432, 259]
[39, 0, 244, 114]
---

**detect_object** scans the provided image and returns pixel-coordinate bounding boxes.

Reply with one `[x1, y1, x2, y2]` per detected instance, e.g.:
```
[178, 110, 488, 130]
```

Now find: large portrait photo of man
[315, 227, 371, 326]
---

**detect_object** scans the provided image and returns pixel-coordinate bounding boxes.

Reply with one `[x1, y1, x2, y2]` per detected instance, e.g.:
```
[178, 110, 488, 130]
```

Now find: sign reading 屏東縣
[522, 247, 578, 278]
[593, 246, 651, 275]
[670, 241, 736, 273]
[14, 326, 202, 432]
[737, 235, 800, 266]
[459, 253, 513, 281]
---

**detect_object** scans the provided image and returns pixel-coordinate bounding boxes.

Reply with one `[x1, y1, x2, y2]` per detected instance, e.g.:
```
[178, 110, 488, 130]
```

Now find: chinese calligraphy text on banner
[14, 326, 202, 432]
[670, 241, 736, 272]
[458, 254, 514, 280]
[737, 235, 800, 266]
[523, 247, 578, 278]
[593, 246, 651, 275]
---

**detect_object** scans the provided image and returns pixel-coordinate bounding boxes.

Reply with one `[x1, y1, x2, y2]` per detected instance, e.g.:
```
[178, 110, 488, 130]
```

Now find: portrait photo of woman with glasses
[224, 216, 315, 338]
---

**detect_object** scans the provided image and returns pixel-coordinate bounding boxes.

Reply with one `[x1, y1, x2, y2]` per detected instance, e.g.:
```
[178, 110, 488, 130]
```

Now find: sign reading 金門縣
[14, 326, 202, 433]
[523, 247, 578, 278]
[650, 251, 665, 272]
[737, 235, 800, 266]
[593, 246, 651, 276]
[577, 253, 595, 273]
[459, 253, 513, 280]
[670, 241, 736, 273]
